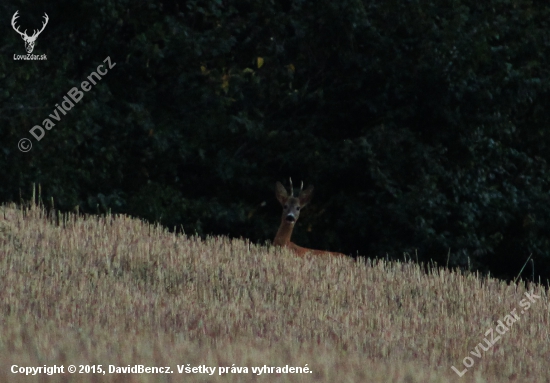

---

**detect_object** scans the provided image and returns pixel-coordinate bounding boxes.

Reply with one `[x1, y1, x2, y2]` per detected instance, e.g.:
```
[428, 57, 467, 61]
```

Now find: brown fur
[274, 179, 346, 258]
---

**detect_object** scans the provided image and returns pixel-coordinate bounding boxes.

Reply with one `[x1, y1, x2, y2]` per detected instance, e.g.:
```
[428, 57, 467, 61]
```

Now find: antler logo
[11, 11, 49, 54]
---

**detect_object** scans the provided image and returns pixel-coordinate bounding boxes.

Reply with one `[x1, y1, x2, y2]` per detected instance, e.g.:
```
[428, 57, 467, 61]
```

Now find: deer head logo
[11, 11, 49, 54]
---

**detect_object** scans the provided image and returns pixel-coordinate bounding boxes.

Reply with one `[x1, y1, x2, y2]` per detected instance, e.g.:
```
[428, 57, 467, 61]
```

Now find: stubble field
[0, 203, 548, 382]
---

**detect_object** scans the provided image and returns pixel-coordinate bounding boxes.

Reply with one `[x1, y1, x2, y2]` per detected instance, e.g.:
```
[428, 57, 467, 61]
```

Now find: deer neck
[274, 219, 295, 246]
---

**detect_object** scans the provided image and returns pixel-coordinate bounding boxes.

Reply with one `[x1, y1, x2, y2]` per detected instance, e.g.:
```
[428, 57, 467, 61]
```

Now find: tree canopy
[2, 0, 550, 281]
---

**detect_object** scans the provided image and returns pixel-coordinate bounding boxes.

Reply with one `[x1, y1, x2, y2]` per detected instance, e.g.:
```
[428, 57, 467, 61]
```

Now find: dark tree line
[1, 0, 550, 281]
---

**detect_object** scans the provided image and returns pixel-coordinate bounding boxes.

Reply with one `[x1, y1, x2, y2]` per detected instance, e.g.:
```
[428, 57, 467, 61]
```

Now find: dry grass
[0, 202, 548, 382]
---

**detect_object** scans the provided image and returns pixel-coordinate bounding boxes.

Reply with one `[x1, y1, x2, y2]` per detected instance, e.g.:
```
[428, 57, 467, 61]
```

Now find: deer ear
[275, 182, 288, 205]
[299, 185, 314, 206]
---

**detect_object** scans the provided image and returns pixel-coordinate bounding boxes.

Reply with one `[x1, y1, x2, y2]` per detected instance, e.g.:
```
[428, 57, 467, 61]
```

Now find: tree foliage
[1, 0, 550, 280]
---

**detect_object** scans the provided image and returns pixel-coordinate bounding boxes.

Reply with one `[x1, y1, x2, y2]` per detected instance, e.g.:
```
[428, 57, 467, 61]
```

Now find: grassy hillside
[0, 203, 548, 382]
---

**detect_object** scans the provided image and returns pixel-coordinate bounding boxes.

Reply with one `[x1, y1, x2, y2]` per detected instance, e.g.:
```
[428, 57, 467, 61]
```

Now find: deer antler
[287, 178, 305, 196]
[30, 13, 49, 39]
[11, 11, 26, 38]
[11, 11, 49, 39]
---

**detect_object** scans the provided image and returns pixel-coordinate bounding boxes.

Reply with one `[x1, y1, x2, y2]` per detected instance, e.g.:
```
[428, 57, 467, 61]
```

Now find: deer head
[275, 178, 314, 226]
[12, 11, 49, 54]
[273, 178, 346, 257]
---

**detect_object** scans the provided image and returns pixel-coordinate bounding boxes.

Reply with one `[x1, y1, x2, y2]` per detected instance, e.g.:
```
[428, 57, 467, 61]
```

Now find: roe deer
[273, 178, 346, 257]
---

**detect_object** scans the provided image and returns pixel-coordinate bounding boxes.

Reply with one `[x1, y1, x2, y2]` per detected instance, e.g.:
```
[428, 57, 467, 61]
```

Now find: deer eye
[296, 207, 300, 210]
[284, 205, 288, 209]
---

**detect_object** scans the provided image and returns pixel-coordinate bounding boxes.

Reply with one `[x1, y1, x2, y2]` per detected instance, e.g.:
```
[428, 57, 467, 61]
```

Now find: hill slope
[0, 204, 548, 382]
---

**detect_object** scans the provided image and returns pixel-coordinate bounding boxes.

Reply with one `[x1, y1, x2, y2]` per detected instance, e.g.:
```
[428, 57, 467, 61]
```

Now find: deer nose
[286, 214, 296, 223]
